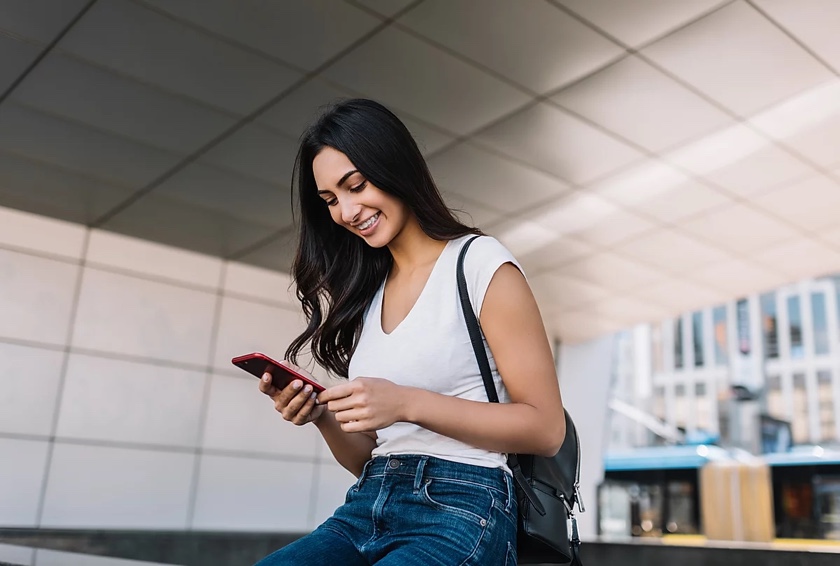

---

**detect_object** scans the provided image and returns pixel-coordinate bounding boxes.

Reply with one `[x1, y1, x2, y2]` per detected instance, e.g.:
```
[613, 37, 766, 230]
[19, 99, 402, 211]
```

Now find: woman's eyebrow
[336, 169, 359, 187]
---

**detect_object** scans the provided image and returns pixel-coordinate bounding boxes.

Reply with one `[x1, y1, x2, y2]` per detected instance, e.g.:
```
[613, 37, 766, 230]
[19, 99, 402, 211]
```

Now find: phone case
[231, 352, 326, 393]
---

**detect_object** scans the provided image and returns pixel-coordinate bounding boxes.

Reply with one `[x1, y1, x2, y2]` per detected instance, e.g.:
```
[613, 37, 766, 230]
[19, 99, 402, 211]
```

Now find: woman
[255, 99, 565, 565]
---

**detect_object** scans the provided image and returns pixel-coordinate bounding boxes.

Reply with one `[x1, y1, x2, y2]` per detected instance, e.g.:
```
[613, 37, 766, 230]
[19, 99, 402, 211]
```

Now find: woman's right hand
[259, 373, 325, 426]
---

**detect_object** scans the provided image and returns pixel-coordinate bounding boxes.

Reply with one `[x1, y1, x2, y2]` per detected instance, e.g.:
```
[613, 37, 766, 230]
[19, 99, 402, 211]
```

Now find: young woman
[255, 99, 565, 566]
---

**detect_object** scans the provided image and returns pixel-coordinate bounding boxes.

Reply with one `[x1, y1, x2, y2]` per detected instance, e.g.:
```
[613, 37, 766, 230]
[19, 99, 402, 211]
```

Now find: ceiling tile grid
[396, 0, 624, 94]
[1, 0, 840, 344]
[57, 0, 303, 115]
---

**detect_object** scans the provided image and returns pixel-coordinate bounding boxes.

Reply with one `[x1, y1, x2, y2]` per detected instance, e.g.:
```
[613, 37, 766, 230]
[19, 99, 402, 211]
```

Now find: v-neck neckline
[377, 239, 453, 336]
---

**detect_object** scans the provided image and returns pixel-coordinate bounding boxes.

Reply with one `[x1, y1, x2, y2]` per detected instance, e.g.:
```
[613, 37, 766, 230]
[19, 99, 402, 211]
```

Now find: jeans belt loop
[357, 459, 373, 491]
[413, 456, 429, 492]
[503, 470, 514, 513]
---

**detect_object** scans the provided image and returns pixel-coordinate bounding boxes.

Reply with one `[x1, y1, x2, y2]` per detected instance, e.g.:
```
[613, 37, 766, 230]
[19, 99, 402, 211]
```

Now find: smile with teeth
[357, 212, 380, 231]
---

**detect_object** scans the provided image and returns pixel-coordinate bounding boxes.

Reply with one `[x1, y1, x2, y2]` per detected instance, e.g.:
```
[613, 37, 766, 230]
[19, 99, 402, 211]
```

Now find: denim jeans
[255, 455, 518, 565]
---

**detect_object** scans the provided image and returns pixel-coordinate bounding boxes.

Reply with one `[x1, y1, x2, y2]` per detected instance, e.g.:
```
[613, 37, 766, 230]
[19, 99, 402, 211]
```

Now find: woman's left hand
[317, 377, 410, 433]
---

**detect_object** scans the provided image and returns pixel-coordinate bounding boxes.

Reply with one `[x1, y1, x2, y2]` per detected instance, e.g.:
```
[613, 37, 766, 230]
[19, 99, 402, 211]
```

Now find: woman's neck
[386, 217, 447, 276]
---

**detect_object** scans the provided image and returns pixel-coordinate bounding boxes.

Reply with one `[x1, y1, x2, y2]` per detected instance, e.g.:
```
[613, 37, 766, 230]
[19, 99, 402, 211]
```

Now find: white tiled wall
[0, 205, 353, 533]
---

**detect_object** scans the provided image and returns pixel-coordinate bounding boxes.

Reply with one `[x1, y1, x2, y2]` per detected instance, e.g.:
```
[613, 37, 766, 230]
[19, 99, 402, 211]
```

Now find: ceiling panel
[753, 174, 840, 232]
[528, 272, 610, 310]
[152, 163, 294, 229]
[257, 78, 352, 138]
[58, 0, 302, 115]
[398, 0, 623, 94]
[822, 226, 840, 249]
[554, 55, 733, 151]
[0, 149, 133, 225]
[0, 0, 90, 43]
[234, 229, 299, 273]
[558, 0, 728, 47]
[257, 78, 455, 155]
[688, 258, 785, 295]
[702, 144, 816, 198]
[352, 0, 416, 19]
[142, 0, 381, 71]
[753, 238, 840, 280]
[477, 102, 644, 184]
[0, 35, 41, 94]
[321, 26, 530, 135]
[439, 191, 502, 228]
[592, 163, 732, 223]
[754, 0, 840, 73]
[0, 102, 180, 189]
[590, 295, 670, 325]
[199, 124, 298, 188]
[570, 208, 655, 247]
[100, 191, 280, 259]
[613, 228, 732, 272]
[681, 203, 800, 254]
[428, 143, 570, 212]
[631, 277, 728, 314]
[559, 251, 664, 292]
[514, 236, 594, 276]
[641, 1, 833, 116]
[12, 53, 236, 154]
[550, 310, 623, 344]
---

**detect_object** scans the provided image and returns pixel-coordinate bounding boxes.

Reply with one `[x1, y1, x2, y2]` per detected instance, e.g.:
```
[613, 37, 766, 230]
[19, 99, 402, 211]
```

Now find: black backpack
[457, 236, 584, 565]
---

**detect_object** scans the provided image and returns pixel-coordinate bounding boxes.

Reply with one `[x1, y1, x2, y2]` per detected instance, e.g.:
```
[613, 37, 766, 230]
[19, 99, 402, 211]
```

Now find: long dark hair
[285, 98, 479, 377]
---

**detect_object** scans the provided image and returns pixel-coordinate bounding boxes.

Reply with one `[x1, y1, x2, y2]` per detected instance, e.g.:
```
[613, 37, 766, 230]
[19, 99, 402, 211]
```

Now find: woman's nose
[340, 198, 361, 225]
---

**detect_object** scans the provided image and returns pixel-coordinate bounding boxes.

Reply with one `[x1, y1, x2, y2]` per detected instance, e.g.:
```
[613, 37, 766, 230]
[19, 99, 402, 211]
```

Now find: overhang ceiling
[2, 0, 840, 342]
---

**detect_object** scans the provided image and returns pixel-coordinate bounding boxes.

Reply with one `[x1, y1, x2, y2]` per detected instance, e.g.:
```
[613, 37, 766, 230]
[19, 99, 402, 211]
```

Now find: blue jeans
[255, 455, 518, 565]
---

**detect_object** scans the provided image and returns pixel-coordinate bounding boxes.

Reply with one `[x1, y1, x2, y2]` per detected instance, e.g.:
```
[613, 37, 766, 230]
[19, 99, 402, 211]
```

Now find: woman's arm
[415, 262, 565, 455]
[313, 411, 377, 477]
[258, 374, 376, 477]
[320, 263, 566, 457]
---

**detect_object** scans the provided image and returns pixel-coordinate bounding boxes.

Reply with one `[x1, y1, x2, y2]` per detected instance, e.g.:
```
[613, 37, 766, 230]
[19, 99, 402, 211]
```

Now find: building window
[812, 292, 830, 355]
[792, 373, 809, 443]
[653, 386, 666, 420]
[674, 318, 684, 369]
[760, 292, 779, 359]
[766, 375, 784, 420]
[712, 306, 728, 366]
[651, 325, 664, 373]
[788, 296, 804, 359]
[736, 299, 750, 355]
[818, 371, 835, 442]
[692, 311, 704, 367]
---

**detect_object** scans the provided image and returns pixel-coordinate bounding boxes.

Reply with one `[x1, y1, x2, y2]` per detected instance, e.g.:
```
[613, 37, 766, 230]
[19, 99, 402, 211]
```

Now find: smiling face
[312, 146, 412, 248]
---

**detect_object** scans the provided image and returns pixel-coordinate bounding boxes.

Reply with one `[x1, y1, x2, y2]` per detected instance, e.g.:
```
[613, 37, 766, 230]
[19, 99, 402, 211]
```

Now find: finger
[291, 392, 318, 425]
[274, 379, 305, 405]
[332, 408, 368, 423]
[326, 395, 359, 414]
[317, 382, 354, 404]
[280, 383, 315, 420]
[258, 373, 279, 397]
[339, 420, 372, 434]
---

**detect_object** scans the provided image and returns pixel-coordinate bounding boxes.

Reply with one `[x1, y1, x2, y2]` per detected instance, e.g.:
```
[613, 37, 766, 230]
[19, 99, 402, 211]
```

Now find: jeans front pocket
[504, 541, 517, 566]
[420, 478, 494, 526]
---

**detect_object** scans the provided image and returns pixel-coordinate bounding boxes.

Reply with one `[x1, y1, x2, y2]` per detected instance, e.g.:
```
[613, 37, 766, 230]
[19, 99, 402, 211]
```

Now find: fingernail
[262, 374, 270, 383]
[292, 380, 302, 390]
[304, 384, 312, 393]
[310, 392, 317, 401]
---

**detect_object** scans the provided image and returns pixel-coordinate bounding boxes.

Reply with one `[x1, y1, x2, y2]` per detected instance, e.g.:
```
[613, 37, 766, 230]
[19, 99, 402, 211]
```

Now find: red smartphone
[231, 352, 326, 393]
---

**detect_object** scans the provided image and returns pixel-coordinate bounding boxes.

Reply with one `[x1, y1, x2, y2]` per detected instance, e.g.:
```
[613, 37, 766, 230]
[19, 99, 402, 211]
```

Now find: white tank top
[348, 235, 522, 470]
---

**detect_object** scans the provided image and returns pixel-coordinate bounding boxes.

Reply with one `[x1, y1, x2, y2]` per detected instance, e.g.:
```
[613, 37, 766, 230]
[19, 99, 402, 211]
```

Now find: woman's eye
[326, 199, 338, 207]
[349, 181, 367, 193]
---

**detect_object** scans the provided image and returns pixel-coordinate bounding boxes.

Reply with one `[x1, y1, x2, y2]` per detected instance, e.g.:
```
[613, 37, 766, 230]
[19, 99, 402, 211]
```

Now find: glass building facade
[609, 275, 840, 453]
